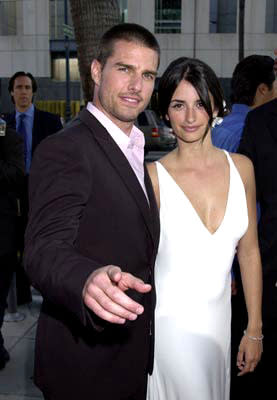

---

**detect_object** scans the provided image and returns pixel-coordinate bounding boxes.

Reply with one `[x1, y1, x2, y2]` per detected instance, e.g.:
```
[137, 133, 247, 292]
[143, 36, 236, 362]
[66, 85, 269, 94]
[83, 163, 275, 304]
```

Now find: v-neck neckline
[156, 151, 231, 236]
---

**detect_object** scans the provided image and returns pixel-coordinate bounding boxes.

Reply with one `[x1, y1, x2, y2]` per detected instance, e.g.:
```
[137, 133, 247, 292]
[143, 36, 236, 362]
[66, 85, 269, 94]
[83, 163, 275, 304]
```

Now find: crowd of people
[0, 22, 276, 400]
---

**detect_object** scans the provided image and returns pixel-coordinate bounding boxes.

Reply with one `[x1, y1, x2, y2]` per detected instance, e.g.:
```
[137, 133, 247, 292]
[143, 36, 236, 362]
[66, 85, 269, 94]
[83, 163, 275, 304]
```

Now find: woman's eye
[172, 103, 183, 109]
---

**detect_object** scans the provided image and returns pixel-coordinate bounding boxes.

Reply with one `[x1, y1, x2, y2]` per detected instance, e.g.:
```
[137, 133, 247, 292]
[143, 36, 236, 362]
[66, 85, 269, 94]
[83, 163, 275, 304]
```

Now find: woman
[147, 58, 263, 400]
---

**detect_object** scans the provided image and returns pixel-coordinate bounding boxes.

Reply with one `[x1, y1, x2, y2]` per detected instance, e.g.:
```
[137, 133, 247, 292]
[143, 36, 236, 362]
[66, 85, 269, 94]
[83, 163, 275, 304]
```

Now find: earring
[211, 116, 223, 128]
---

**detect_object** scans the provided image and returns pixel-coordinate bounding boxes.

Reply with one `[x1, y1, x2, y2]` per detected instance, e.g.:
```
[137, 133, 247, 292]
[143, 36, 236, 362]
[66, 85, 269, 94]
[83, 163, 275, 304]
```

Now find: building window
[119, 0, 128, 22]
[52, 57, 80, 81]
[155, 0, 181, 34]
[210, 0, 237, 33]
[0, 1, 16, 35]
[266, 0, 277, 33]
[49, 0, 74, 40]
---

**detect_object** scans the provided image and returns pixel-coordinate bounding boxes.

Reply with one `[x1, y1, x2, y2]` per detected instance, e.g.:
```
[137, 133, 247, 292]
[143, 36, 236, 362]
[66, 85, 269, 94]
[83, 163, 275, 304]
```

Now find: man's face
[91, 40, 159, 134]
[11, 76, 33, 112]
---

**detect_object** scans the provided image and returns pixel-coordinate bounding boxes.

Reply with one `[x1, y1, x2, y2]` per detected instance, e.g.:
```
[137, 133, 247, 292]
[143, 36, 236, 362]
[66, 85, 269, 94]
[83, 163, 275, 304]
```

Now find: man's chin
[117, 109, 145, 123]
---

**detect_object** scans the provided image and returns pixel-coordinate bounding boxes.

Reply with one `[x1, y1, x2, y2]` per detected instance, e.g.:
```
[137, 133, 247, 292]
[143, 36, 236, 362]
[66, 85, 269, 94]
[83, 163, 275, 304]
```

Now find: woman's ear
[212, 108, 218, 119]
[165, 114, 169, 121]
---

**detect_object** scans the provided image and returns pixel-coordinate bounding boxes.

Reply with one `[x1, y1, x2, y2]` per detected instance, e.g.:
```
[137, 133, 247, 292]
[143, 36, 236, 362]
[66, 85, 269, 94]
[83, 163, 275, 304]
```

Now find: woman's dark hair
[231, 55, 275, 105]
[96, 23, 160, 68]
[8, 71, 37, 104]
[158, 57, 226, 127]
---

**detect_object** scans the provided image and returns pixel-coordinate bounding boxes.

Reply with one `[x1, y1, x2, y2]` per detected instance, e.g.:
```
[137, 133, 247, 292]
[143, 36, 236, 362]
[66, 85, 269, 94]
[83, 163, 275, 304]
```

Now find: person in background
[23, 23, 160, 400]
[211, 55, 277, 397]
[212, 55, 276, 152]
[4, 71, 63, 305]
[234, 97, 277, 399]
[0, 118, 24, 370]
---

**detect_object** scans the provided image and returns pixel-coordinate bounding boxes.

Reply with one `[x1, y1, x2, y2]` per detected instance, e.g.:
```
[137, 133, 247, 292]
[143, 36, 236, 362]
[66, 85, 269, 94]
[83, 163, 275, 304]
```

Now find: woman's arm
[232, 153, 263, 376]
[146, 162, 160, 209]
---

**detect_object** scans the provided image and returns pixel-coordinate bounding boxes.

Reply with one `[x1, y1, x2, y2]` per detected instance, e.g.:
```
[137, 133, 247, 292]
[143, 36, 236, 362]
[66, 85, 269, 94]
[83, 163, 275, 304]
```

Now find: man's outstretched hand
[83, 265, 151, 324]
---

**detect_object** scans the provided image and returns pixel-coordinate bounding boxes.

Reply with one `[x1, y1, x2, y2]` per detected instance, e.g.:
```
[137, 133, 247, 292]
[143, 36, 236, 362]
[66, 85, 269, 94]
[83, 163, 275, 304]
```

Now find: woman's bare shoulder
[229, 152, 255, 186]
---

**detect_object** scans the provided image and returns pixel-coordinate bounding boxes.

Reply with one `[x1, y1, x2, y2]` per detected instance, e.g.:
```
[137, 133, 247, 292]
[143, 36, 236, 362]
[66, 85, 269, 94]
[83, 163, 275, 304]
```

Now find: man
[234, 98, 277, 399]
[212, 54, 276, 151]
[24, 23, 160, 400]
[212, 55, 277, 398]
[4, 71, 63, 304]
[0, 118, 24, 369]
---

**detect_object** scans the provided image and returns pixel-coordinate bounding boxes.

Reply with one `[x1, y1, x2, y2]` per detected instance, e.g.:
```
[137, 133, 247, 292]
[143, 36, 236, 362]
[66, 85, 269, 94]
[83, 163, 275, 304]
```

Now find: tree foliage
[69, 0, 120, 103]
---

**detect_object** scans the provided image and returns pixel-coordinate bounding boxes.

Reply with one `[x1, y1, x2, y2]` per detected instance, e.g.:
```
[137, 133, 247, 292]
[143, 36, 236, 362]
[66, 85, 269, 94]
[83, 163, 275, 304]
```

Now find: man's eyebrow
[114, 62, 157, 76]
[15, 84, 31, 88]
[114, 62, 133, 69]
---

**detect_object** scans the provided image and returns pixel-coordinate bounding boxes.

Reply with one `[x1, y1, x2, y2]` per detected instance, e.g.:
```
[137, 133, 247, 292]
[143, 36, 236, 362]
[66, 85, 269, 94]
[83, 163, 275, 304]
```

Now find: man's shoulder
[35, 107, 61, 122]
[1, 112, 15, 124]
[248, 99, 277, 120]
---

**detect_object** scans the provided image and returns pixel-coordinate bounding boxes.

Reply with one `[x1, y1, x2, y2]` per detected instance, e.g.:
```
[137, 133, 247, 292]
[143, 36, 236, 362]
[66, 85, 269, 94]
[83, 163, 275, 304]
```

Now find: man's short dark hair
[231, 55, 275, 105]
[8, 71, 37, 103]
[96, 23, 160, 68]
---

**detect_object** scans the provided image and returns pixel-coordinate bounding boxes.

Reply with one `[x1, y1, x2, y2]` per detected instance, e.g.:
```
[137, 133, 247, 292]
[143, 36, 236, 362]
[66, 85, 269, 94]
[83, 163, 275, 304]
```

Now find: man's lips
[120, 94, 142, 105]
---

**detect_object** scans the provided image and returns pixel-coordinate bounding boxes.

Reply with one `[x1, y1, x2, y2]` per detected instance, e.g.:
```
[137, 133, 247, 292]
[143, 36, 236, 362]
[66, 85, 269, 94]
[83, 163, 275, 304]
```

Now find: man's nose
[128, 75, 143, 92]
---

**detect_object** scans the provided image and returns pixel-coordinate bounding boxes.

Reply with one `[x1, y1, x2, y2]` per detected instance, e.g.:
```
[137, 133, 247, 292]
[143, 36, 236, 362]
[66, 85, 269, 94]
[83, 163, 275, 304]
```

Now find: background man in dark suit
[4, 71, 63, 304]
[0, 120, 24, 369]
[236, 98, 277, 399]
[24, 23, 160, 400]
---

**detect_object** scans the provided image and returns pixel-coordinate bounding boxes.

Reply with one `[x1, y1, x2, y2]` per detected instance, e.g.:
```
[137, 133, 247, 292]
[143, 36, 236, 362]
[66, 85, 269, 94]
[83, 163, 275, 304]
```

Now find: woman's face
[167, 79, 214, 143]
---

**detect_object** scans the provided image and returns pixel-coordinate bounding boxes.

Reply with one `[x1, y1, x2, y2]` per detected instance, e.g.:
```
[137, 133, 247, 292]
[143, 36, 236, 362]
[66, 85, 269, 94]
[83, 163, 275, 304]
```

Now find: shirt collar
[16, 103, 34, 119]
[86, 102, 145, 152]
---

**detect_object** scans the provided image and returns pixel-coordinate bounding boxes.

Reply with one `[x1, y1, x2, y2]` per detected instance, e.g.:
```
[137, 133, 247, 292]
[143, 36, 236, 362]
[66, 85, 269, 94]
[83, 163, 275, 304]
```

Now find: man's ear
[256, 83, 268, 97]
[91, 59, 102, 86]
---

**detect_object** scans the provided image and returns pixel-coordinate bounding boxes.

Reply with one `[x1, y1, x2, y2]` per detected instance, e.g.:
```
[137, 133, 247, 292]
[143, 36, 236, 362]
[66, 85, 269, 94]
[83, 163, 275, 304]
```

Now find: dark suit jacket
[24, 109, 160, 400]
[4, 107, 63, 238]
[238, 98, 277, 318]
[0, 126, 24, 256]
[4, 107, 63, 156]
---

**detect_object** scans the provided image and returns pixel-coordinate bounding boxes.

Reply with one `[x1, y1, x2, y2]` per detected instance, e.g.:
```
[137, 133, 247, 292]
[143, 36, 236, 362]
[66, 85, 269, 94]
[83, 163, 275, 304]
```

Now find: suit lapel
[4, 112, 16, 130]
[145, 165, 160, 250]
[32, 107, 41, 153]
[80, 109, 157, 244]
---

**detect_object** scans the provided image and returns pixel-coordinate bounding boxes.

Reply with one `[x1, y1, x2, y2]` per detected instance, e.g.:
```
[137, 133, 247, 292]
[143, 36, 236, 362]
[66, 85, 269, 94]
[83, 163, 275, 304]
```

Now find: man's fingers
[107, 266, 123, 284]
[85, 281, 144, 321]
[117, 273, 152, 293]
[85, 295, 126, 324]
[83, 266, 151, 324]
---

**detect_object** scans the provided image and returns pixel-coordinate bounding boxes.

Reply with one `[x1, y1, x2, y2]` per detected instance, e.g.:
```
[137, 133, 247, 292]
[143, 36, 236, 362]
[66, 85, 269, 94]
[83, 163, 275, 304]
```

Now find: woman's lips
[182, 125, 201, 132]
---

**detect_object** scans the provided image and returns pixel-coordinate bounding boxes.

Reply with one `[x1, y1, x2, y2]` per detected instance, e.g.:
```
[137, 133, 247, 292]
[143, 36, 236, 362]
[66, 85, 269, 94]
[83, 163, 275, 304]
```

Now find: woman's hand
[236, 333, 263, 376]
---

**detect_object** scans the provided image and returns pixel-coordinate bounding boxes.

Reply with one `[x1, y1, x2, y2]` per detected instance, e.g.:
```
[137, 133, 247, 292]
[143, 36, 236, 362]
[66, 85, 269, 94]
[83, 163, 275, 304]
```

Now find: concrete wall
[0, 0, 50, 78]
[127, 0, 277, 78]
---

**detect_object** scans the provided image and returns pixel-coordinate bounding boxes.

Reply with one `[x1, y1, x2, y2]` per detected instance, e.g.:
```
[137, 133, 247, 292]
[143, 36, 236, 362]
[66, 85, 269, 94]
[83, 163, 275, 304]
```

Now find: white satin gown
[147, 151, 248, 400]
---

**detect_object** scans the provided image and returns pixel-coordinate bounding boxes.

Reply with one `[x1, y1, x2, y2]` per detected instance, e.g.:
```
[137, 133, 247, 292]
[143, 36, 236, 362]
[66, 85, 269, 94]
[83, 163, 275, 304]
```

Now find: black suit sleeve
[238, 112, 260, 200]
[24, 132, 103, 329]
[0, 127, 25, 194]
